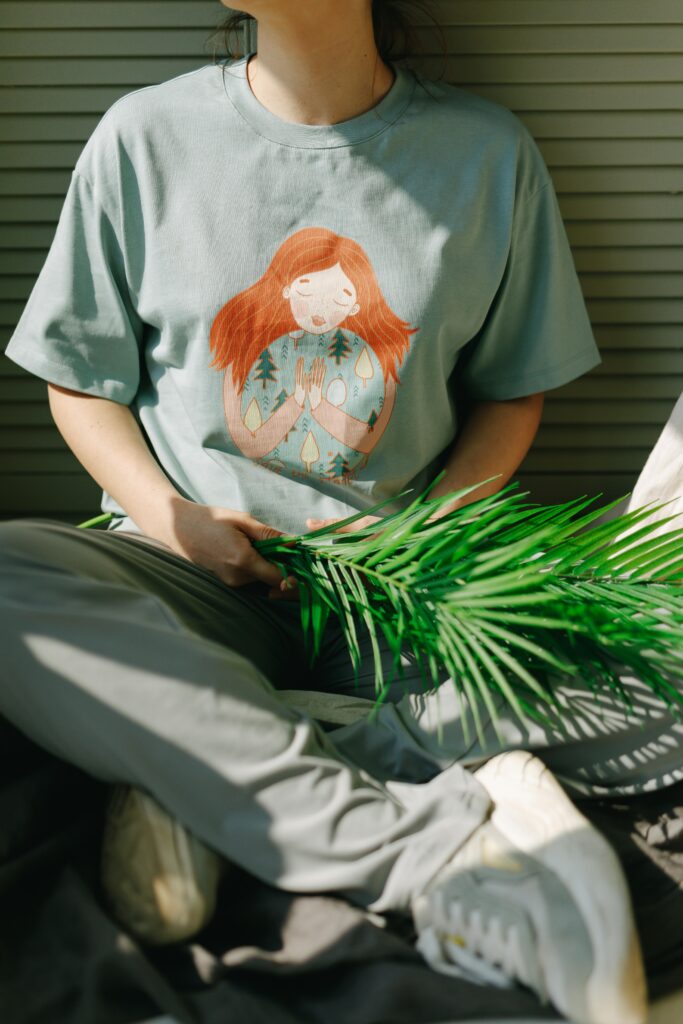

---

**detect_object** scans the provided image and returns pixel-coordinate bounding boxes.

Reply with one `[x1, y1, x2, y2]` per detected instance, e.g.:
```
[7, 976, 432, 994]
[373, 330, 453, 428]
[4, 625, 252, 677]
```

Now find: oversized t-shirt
[4, 53, 602, 537]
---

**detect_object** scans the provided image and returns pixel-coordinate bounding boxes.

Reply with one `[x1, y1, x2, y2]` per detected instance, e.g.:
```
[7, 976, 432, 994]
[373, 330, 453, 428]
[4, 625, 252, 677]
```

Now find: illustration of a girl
[208, 226, 419, 483]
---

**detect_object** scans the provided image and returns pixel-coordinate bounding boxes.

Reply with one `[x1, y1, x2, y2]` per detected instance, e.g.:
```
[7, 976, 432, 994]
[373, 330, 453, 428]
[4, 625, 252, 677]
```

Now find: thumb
[237, 515, 297, 589]
[239, 515, 285, 542]
[306, 517, 338, 529]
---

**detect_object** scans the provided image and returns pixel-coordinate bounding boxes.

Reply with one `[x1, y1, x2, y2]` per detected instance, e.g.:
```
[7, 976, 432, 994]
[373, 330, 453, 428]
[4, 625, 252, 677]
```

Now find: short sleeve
[3, 169, 143, 405]
[455, 172, 602, 401]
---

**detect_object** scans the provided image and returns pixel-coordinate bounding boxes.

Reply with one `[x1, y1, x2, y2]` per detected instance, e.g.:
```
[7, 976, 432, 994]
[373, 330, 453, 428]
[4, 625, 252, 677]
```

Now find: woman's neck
[242, 4, 396, 127]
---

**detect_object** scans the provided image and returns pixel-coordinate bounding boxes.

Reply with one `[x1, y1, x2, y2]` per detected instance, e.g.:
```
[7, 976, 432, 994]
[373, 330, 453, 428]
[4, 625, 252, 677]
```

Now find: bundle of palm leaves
[77, 472, 683, 746]
[251, 471, 683, 745]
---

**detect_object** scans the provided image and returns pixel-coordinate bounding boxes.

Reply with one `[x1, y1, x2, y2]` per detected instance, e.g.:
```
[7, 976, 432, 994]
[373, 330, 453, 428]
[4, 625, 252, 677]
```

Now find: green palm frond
[252, 471, 683, 747]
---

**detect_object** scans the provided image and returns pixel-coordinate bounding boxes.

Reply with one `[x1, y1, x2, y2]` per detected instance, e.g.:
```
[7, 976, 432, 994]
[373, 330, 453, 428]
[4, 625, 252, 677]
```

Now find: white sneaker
[100, 784, 227, 945]
[411, 750, 647, 1024]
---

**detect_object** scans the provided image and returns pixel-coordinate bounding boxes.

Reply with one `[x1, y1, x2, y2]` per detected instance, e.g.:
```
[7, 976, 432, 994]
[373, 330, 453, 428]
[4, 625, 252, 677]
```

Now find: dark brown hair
[205, 1, 447, 86]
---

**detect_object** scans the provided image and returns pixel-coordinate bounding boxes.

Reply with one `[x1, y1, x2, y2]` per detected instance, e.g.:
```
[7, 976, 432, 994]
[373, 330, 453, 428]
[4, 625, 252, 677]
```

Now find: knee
[0, 518, 74, 567]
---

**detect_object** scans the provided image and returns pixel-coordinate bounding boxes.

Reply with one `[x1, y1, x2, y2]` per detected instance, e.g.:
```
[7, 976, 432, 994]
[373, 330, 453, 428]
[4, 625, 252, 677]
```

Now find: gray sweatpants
[1, 512, 682, 916]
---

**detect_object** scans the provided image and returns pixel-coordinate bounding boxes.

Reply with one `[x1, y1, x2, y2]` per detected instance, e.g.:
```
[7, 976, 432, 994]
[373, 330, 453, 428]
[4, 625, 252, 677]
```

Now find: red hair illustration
[209, 226, 419, 393]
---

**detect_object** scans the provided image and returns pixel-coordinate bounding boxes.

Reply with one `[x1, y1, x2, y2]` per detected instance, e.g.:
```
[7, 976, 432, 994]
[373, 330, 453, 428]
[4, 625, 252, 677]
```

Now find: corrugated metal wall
[1, 1, 681, 523]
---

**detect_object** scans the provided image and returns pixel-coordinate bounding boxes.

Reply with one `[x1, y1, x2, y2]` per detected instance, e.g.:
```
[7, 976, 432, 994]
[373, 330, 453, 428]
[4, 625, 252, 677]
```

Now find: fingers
[306, 517, 338, 531]
[267, 577, 300, 601]
[312, 357, 325, 387]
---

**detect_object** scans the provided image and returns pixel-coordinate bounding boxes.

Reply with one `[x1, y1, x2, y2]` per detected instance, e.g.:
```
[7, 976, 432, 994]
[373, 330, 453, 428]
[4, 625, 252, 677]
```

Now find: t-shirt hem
[3, 339, 136, 405]
[464, 345, 602, 401]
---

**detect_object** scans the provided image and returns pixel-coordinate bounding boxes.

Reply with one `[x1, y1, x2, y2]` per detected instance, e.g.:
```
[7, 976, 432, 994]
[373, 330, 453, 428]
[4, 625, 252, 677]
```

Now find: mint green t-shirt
[3, 53, 602, 537]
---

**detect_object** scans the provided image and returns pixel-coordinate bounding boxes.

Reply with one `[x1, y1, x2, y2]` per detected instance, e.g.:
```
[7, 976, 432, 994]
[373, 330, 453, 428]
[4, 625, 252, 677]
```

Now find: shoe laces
[436, 897, 545, 998]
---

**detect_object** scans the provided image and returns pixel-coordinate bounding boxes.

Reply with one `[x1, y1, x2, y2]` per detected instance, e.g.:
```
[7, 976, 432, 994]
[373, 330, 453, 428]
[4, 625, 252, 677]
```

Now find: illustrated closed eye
[294, 289, 352, 307]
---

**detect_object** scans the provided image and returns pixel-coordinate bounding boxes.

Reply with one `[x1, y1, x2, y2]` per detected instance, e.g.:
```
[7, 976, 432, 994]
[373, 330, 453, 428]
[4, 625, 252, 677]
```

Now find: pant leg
[0, 518, 491, 915]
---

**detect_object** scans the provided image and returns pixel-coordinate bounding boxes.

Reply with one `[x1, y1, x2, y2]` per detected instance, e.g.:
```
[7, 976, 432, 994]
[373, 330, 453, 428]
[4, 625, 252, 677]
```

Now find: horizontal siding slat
[1, 3, 221, 31]
[4, 269, 681, 303]
[2, 139, 683, 171]
[2, 193, 679, 228]
[0, 428, 65, 448]
[2, 246, 681, 277]
[0, 451, 83, 472]
[584, 299, 683, 323]
[0, 174, 672, 210]
[544, 169, 682, 191]
[5, 110, 683, 145]
[0, 58, 211, 88]
[7, 26, 683, 59]
[535, 400, 677, 424]
[2, 326, 682, 356]
[5, 82, 683, 115]
[12, 213, 679, 246]
[522, 111, 683, 138]
[0, 474, 102, 511]
[431, 1, 683, 24]
[0, 87, 151, 115]
[4, 54, 683, 88]
[567, 223, 682, 246]
[4, 2, 683, 31]
[581, 275, 682, 299]
[590, 352, 683, 373]
[510, 474, 641, 506]
[534, 424, 663, 447]
[0, 447, 652, 475]
[2, 351, 682, 383]
[555, 378, 681, 400]
[521, 449, 649, 472]
[564, 249, 682, 274]
[540, 139, 683, 165]
[0, 30, 224, 59]
[0, 397, 677, 427]
[417, 54, 683, 82]
[591, 326, 682, 348]
[2, 370, 682, 404]
[1, 299, 682, 328]
[0, 422, 664, 451]
[10, 220, 679, 249]
[466, 83, 683, 110]
[410, 26, 683, 52]
[0, 472, 646, 518]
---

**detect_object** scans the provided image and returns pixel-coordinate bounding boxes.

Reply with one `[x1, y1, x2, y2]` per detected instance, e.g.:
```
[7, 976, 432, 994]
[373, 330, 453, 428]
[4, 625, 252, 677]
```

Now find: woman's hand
[156, 500, 300, 600]
[306, 502, 459, 538]
[306, 513, 384, 540]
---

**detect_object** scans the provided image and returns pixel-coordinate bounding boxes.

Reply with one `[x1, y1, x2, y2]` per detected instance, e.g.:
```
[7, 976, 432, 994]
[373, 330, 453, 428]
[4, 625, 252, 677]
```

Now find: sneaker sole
[473, 750, 647, 1024]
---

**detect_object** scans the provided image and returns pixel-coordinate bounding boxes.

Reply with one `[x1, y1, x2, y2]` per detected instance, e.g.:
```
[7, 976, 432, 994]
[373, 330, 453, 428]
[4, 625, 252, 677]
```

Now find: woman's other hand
[306, 513, 384, 540]
[158, 500, 299, 600]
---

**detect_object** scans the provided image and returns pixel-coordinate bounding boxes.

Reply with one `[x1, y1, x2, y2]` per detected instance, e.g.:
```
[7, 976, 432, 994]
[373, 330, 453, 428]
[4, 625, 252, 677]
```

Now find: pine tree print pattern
[241, 329, 384, 483]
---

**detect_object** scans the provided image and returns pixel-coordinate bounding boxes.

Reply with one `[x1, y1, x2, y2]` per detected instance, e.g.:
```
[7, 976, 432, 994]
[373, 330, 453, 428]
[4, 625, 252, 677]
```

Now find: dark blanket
[2, 715, 682, 1024]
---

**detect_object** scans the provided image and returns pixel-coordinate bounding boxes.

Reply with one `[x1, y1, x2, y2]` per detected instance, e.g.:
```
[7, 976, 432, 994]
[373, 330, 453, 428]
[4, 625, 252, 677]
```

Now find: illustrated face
[283, 262, 360, 335]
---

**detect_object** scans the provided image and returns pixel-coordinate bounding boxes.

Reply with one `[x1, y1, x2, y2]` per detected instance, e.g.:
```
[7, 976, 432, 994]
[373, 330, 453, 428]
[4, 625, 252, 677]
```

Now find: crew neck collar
[221, 51, 415, 149]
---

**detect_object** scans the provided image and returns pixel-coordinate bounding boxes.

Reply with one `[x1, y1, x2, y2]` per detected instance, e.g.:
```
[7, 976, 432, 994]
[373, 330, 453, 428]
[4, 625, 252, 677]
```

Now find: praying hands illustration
[301, 356, 325, 411]
[224, 352, 398, 460]
[305, 355, 397, 453]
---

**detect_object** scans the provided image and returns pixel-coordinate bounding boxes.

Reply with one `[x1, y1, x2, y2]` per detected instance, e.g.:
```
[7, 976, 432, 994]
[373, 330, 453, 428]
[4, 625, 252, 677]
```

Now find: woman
[1, 3, 657, 1022]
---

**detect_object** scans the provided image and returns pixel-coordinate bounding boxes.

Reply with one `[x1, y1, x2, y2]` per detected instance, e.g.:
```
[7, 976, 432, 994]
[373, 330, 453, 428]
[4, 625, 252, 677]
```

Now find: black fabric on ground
[1, 714, 682, 1024]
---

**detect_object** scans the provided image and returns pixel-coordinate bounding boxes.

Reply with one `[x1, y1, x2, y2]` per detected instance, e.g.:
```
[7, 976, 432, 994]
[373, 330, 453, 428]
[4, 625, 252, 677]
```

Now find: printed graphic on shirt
[208, 227, 419, 485]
